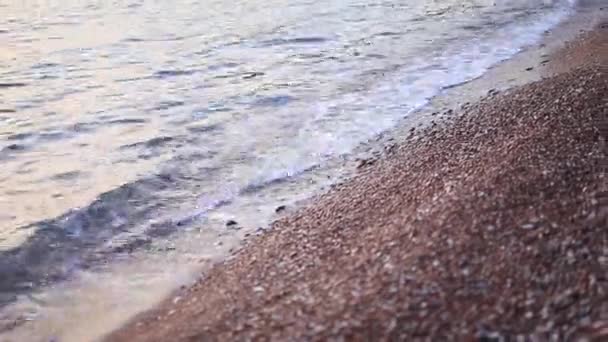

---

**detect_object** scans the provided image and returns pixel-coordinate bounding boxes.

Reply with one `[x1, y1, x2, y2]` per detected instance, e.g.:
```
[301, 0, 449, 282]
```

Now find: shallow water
[0, 0, 577, 340]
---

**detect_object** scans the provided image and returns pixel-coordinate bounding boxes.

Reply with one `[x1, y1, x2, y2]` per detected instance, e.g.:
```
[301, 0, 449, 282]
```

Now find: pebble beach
[106, 18, 608, 342]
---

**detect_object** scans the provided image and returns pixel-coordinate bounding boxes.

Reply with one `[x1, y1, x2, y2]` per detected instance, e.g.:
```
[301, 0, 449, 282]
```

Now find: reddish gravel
[547, 24, 608, 74]
[107, 28, 608, 341]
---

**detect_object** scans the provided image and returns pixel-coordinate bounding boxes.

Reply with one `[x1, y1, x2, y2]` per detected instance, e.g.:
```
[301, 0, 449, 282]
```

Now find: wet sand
[107, 23, 608, 341]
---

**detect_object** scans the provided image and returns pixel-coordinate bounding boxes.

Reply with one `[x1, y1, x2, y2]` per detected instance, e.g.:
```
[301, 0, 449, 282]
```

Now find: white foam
[223, 1, 574, 204]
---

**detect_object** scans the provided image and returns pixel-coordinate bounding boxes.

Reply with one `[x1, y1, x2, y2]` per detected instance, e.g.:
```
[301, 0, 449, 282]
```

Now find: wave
[0, 0, 577, 310]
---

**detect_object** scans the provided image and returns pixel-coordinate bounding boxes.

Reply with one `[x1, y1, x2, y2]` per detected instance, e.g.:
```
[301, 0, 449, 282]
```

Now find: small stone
[541, 306, 550, 319]
[275, 205, 287, 213]
[476, 330, 505, 342]
[226, 220, 238, 227]
[521, 223, 536, 230]
[357, 159, 374, 169]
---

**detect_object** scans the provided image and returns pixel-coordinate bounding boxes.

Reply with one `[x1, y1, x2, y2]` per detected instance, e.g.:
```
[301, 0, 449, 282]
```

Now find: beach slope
[107, 26, 607, 341]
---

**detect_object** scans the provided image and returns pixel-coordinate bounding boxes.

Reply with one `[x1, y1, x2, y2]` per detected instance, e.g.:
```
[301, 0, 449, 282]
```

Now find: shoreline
[106, 11, 607, 342]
